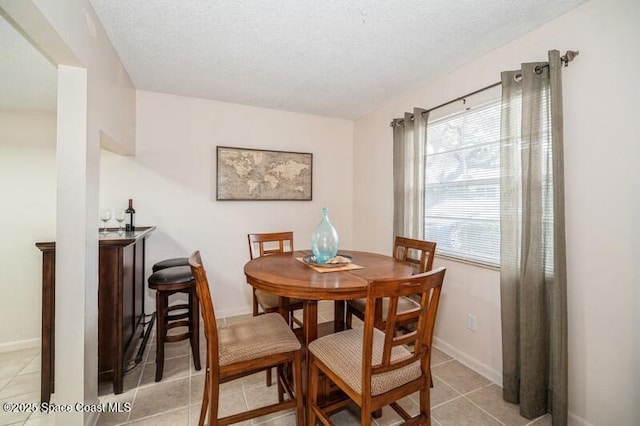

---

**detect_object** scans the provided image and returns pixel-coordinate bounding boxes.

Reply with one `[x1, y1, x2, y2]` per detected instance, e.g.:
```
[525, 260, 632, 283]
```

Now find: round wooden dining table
[244, 249, 415, 348]
[245, 249, 415, 409]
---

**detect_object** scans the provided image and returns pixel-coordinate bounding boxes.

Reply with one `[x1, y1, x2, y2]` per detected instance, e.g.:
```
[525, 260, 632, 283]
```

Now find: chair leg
[293, 351, 304, 426]
[266, 368, 273, 387]
[277, 365, 284, 403]
[207, 356, 220, 426]
[280, 296, 292, 327]
[252, 291, 273, 387]
[208, 375, 218, 426]
[345, 307, 353, 329]
[420, 376, 432, 426]
[252, 289, 259, 316]
[155, 292, 166, 382]
[361, 388, 373, 426]
[308, 355, 319, 426]
[198, 359, 210, 426]
[189, 290, 201, 371]
[360, 411, 372, 426]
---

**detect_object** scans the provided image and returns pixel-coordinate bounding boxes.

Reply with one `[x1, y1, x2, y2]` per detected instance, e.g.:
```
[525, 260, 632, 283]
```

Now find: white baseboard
[216, 305, 252, 319]
[0, 338, 40, 353]
[432, 336, 503, 385]
[433, 337, 591, 426]
[568, 412, 592, 426]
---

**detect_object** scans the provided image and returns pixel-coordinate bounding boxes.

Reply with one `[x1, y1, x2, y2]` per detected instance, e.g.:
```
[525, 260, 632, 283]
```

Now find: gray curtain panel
[500, 50, 568, 425]
[393, 108, 428, 240]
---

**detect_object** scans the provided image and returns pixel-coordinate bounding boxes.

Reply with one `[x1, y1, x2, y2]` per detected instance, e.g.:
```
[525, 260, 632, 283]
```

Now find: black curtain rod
[390, 50, 579, 127]
[389, 81, 501, 127]
[425, 81, 501, 116]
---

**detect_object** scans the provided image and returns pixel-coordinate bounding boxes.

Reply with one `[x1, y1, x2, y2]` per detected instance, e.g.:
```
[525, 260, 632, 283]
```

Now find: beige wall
[353, 0, 640, 424]
[0, 111, 56, 349]
[100, 90, 355, 317]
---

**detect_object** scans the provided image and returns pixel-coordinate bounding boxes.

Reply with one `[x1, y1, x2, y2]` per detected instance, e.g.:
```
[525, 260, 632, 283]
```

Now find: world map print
[216, 147, 312, 200]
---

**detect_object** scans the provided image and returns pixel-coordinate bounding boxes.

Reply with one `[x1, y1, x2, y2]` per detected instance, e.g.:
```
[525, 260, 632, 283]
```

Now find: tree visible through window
[425, 99, 501, 266]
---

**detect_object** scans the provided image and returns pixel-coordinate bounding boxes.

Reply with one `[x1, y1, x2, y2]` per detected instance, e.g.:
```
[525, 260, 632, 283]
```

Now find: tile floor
[1, 302, 552, 425]
[0, 347, 42, 425]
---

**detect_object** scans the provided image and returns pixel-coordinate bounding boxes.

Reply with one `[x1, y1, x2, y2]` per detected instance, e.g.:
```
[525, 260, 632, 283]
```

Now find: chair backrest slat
[372, 352, 423, 375]
[363, 267, 445, 386]
[248, 232, 294, 260]
[381, 295, 400, 365]
[393, 236, 437, 274]
[390, 330, 418, 347]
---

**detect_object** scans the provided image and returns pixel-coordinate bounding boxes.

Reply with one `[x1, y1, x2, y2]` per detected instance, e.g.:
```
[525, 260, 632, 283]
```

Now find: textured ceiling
[2, 1, 588, 118]
[89, 0, 587, 119]
[0, 14, 57, 112]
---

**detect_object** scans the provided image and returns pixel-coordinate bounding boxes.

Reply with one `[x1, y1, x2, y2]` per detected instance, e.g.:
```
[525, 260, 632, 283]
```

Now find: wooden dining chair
[248, 232, 305, 386]
[346, 236, 437, 330]
[248, 232, 305, 326]
[188, 251, 304, 426]
[308, 267, 446, 426]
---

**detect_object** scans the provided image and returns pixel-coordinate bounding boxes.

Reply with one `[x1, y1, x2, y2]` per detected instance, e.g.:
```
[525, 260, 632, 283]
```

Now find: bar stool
[148, 264, 201, 381]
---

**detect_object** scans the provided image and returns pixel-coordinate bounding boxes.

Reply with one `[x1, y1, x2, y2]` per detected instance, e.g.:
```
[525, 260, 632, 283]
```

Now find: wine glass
[99, 208, 112, 234]
[115, 209, 126, 232]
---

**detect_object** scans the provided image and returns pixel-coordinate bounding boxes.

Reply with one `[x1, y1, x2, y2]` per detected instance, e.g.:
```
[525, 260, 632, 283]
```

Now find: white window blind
[425, 99, 501, 266]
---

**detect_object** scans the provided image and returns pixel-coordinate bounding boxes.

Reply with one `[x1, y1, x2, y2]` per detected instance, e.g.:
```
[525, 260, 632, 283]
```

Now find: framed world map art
[216, 146, 313, 201]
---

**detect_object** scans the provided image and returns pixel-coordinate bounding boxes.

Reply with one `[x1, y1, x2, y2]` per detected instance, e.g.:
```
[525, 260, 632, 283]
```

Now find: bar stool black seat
[148, 265, 201, 381]
[152, 257, 190, 273]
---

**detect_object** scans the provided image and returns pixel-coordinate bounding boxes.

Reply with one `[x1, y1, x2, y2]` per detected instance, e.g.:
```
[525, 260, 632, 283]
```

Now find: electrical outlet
[466, 313, 477, 331]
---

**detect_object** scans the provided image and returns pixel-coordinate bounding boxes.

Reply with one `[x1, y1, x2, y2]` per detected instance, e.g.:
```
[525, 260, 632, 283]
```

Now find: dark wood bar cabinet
[36, 226, 155, 403]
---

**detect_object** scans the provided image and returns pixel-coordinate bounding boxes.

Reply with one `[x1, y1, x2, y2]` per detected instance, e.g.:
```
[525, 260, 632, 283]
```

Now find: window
[425, 99, 501, 266]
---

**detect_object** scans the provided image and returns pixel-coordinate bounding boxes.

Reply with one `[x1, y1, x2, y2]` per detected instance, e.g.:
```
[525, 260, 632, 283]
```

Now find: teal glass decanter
[311, 207, 339, 264]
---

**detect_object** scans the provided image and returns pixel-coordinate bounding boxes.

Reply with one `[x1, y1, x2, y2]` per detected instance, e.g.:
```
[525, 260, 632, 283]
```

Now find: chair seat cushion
[152, 257, 190, 272]
[148, 266, 194, 289]
[218, 313, 301, 366]
[348, 296, 420, 321]
[255, 289, 303, 310]
[309, 328, 421, 396]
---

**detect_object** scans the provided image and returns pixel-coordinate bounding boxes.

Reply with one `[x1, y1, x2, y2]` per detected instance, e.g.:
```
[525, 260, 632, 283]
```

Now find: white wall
[0, 111, 56, 350]
[353, 0, 640, 424]
[28, 5, 137, 423]
[2, 1, 137, 424]
[100, 90, 354, 318]
[32, 0, 137, 155]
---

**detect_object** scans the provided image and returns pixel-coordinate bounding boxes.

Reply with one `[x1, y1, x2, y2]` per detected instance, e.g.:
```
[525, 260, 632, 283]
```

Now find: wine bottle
[125, 199, 136, 232]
